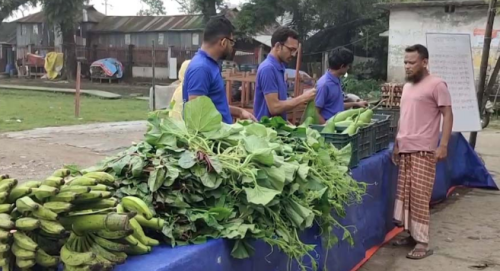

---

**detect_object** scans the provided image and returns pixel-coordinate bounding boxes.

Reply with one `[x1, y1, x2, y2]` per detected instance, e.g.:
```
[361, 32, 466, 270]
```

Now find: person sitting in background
[315, 47, 368, 124]
[170, 60, 191, 120]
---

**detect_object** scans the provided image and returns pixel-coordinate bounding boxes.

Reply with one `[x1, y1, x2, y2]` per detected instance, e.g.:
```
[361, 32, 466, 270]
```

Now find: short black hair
[405, 44, 429, 60]
[203, 15, 235, 43]
[328, 47, 354, 70]
[271, 27, 299, 47]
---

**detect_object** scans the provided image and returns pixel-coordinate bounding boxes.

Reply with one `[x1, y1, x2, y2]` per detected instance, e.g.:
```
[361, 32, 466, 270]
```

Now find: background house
[14, 5, 105, 58]
[377, 0, 500, 82]
[0, 22, 17, 73]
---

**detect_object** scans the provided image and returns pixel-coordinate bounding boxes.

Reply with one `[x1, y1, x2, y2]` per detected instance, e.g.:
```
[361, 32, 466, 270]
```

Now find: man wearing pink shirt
[392, 44, 454, 260]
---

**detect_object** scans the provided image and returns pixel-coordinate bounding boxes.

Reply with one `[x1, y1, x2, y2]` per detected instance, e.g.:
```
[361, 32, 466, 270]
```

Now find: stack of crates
[372, 114, 391, 152]
[374, 109, 400, 141]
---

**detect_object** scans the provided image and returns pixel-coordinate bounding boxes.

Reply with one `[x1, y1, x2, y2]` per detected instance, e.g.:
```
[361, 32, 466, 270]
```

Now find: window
[192, 33, 199, 46]
[158, 33, 164, 45]
[33, 25, 39, 35]
[21, 25, 27, 36]
[125, 34, 131, 45]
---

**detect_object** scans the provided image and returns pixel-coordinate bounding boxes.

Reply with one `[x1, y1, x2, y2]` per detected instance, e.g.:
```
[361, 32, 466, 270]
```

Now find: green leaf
[112, 156, 131, 175]
[179, 151, 196, 169]
[184, 96, 222, 133]
[201, 172, 218, 188]
[244, 123, 269, 138]
[148, 167, 166, 192]
[262, 167, 286, 191]
[163, 165, 180, 187]
[208, 156, 223, 174]
[243, 136, 275, 166]
[130, 156, 145, 177]
[244, 185, 280, 206]
[137, 183, 149, 194]
[203, 123, 243, 139]
[209, 207, 233, 221]
[231, 240, 255, 259]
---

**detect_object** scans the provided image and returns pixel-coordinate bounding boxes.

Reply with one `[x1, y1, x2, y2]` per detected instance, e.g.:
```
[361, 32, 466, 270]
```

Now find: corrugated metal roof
[376, 0, 492, 9]
[15, 5, 105, 23]
[91, 15, 206, 33]
[0, 23, 17, 44]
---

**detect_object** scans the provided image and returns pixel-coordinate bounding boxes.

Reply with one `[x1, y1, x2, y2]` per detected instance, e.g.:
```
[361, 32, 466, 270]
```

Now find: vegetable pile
[89, 97, 366, 270]
[0, 170, 160, 271]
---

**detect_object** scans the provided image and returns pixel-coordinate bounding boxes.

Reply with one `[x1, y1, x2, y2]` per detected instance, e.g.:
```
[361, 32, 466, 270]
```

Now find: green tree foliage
[138, 0, 166, 16]
[175, 0, 224, 21]
[0, 0, 37, 23]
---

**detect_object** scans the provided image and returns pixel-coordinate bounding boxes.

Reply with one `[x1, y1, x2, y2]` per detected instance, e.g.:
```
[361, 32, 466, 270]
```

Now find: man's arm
[265, 93, 310, 116]
[316, 108, 326, 124]
[439, 106, 453, 148]
[229, 106, 245, 118]
[344, 101, 368, 110]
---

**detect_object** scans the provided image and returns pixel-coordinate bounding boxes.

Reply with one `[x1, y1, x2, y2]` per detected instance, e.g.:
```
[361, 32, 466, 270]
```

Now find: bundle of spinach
[89, 97, 366, 270]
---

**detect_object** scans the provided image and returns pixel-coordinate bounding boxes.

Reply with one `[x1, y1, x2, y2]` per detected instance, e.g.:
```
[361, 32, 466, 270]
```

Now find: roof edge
[375, 1, 492, 10]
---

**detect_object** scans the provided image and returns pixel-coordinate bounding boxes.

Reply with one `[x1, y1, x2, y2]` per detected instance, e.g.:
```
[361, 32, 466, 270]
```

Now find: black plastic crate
[374, 108, 400, 128]
[372, 114, 391, 152]
[358, 124, 374, 159]
[309, 125, 360, 168]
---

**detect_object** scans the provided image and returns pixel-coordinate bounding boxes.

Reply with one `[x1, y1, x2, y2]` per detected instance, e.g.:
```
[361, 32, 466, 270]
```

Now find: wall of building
[91, 31, 203, 49]
[387, 6, 500, 82]
[132, 66, 169, 79]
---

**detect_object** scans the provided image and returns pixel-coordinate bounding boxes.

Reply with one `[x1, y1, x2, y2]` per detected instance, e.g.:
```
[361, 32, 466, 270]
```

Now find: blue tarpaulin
[90, 58, 124, 79]
[114, 133, 496, 271]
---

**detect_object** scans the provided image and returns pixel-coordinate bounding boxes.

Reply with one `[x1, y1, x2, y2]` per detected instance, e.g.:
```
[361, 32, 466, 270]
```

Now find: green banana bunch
[52, 168, 71, 178]
[83, 172, 116, 186]
[15, 217, 41, 231]
[0, 214, 14, 230]
[43, 177, 65, 187]
[121, 197, 154, 220]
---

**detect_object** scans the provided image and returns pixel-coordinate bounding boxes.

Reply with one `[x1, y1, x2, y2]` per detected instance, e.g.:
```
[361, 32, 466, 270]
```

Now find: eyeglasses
[224, 37, 236, 46]
[281, 43, 298, 56]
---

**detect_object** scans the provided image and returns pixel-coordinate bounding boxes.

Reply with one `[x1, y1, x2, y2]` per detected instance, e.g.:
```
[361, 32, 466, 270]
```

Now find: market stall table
[115, 133, 496, 271]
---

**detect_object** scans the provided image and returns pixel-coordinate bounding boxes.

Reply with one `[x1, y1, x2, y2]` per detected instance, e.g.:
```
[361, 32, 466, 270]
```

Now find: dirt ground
[0, 123, 499, 271]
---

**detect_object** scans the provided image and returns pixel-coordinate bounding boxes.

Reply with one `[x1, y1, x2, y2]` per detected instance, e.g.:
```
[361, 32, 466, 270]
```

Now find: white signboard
[426, 33, 482, 132]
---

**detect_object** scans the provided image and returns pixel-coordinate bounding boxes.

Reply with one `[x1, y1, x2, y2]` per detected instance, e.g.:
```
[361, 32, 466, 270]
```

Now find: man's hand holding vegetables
[182, 16, 256, 123]
[254, 27, 316, 121]
[392, 44, 453, 261]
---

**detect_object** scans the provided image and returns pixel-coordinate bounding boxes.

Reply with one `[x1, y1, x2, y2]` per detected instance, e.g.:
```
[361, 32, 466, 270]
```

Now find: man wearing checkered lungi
[392, 44, 454, 260]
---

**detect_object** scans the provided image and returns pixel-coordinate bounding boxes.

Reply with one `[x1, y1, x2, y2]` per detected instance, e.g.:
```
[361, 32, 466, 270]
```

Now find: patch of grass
[0, 89, 149, 132]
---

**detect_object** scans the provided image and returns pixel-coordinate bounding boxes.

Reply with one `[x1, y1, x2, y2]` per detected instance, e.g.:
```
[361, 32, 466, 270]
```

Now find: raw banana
[32, 185, 60, 200]
[125, 241, 151, 255]
[116, 203, 125, 213]
[0, 179, 17, 189]
[43, 177, 65, 187]
[0, 229, 12, 241]
[32, 205, 59, 221]
[83, 172, 115, 185]
[91, 234, 129, 252]
[135, 215, 165, 231]
[129, 218, 154, 246]
[43, 201, 73, 214]
[0, 204, 13, 214]
[60, 185, 91, 194]
[49, 191, 79, 203]
[0, 258, 10, 269]
[12, 243, 36, 260]
[35, 248, 59, 267]
[67, 207, 116, 217]
[0, 192, 8, 204]
[13, 231, 38, 252]
[72, 199, 118, 210]
[40, 219, 66, 235]
[72, 191, 103, 203]
[19, 181, 42, 189]
[96, 229, 133, 240]
[7, 187, 32, 203]
[0, 182, 14, 193]
[87, 184, 111, 191]
[15, 217, 41, 231]
[0, 243, 10, 253]
[52, 168, 71, 178]
[69, 177, 98, 187]
[60, 245, 96, 266]
[122, 196, 153, 219]
[0, 214, 14, 230]
[123, 234, 139, 246]
[16, 258, 35, 269]
[143, 236, 160, 246]
[16, 196, 40, 212]
[64, 213, 131, 233]
[0, 175, 9, 180]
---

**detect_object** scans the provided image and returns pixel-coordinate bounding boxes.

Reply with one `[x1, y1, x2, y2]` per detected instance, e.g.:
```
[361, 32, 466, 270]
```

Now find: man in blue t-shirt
[183, 16, 255, 124]
[315, 47, 368, 124]
[254, 27, 316, 121]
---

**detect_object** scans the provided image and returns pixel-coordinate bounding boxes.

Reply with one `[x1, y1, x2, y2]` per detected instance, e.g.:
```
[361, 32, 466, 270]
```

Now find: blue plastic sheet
[114, 133, 496, 271]
[90, 58, 124, 78]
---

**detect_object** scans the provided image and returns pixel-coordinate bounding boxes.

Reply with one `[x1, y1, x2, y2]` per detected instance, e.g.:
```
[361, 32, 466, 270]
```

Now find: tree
[174, 0, 224, 21]
[42, 0, 85, 80]
[0, 0, 38, 24]
[138, 0, 166, 16]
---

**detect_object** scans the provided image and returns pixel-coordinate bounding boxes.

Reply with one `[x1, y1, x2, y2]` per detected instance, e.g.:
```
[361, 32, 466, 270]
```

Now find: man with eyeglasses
[183, 16, 256, 123]
[254, 27, 317, 121]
